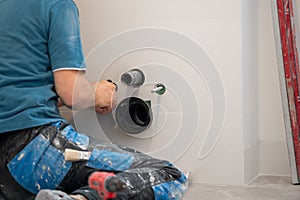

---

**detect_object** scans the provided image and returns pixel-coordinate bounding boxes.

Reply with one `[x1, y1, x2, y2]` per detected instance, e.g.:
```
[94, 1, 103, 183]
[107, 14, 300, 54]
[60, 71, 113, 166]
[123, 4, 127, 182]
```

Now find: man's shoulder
[39, 0, 76, 10]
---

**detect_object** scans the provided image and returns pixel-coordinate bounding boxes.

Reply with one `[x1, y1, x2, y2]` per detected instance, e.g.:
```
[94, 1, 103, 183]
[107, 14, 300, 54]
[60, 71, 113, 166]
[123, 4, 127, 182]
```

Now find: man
[0, 0, 188, 199]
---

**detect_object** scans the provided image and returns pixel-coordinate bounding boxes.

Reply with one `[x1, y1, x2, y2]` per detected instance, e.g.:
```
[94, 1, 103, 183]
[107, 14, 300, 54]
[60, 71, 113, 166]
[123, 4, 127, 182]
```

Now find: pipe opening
[115, 97, 152, 134]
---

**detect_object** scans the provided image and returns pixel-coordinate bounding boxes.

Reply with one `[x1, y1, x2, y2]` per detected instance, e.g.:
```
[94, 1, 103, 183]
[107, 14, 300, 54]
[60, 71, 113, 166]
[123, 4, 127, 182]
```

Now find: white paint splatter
[17, 153, 25, 161]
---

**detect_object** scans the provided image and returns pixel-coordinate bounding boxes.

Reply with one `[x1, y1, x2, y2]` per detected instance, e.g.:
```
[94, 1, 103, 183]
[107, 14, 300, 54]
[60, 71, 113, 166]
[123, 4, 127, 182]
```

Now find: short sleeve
[48, 0, 86, 72]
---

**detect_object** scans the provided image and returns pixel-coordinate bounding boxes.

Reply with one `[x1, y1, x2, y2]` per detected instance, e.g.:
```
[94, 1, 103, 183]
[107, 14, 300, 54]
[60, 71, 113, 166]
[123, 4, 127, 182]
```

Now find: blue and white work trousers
[0, 122, 188, 200]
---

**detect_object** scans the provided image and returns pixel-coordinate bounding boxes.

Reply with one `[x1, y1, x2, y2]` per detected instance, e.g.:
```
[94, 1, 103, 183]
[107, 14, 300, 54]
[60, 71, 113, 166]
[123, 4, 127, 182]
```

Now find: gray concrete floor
[183, 175, 300, 200]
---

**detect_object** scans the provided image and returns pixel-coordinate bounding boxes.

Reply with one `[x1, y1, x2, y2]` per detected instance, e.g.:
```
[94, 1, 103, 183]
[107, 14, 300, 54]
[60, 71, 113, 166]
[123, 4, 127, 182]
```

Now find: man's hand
[92, 80, 117, 114]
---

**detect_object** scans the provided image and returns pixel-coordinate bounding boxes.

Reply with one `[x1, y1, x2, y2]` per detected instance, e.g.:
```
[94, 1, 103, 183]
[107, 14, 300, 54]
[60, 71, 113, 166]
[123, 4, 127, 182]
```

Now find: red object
[88, 172, 117, 200]
[276, 0, 300, 179]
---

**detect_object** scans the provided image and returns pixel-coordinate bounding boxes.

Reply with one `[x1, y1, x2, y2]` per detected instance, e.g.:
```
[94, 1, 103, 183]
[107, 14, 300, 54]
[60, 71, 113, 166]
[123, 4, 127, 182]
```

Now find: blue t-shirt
[0, 0, 86, 133]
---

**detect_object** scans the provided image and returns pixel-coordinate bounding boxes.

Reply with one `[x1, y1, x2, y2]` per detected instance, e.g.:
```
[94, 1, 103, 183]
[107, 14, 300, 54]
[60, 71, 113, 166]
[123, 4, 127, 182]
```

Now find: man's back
[0, 0, 85, 133]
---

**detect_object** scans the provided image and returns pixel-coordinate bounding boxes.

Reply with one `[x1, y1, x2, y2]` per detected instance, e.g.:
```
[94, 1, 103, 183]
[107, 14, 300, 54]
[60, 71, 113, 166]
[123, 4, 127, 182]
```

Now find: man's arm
[53, 70, 116, 114]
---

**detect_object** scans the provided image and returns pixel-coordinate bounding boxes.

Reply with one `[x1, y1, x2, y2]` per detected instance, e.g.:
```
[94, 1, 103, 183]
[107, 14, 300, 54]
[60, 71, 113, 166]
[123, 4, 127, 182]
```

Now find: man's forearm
[54, 70, 95, 110]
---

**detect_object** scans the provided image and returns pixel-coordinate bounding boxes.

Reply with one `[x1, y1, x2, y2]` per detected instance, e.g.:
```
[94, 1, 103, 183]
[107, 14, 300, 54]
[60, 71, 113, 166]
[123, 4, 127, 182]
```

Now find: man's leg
[83, 142, 188, 200]
[2, 122, 187, 200]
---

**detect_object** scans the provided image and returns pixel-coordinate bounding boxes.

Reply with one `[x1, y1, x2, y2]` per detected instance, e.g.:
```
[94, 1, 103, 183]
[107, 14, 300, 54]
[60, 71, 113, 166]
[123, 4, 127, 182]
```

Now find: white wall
[242, 0, 259, 184]
[59, 0, 291, 185]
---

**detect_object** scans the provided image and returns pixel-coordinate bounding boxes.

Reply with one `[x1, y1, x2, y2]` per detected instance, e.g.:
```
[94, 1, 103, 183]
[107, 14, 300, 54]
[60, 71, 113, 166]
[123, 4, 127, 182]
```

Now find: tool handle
[64, 149, 91, 161]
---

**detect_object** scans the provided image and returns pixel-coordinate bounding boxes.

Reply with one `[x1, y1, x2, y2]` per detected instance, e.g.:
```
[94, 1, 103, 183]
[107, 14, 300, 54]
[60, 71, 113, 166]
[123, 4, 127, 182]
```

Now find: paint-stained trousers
[0, 122, 188, 200]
